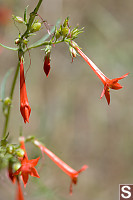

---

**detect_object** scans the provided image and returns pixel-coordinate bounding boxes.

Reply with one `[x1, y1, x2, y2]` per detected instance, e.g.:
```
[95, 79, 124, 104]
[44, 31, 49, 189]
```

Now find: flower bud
[31, 22, 41, 32]
[55, 30, 61, 40]
[15, 38, 20, 45]
[43, 52, 50, 77]
[6, 144, 15, 154]
[12, 15, 24, 23]
[13, 162, 21, 171]
[15, 148, 25, 157]
[4, 97, 12, 106]
[62, 27, 69, 37]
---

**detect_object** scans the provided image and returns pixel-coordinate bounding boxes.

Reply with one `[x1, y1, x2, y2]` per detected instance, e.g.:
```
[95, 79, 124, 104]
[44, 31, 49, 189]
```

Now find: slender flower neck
[72, 43, 108, 84]
[16, 178, 24, 200]
[34, 140, 88, 194]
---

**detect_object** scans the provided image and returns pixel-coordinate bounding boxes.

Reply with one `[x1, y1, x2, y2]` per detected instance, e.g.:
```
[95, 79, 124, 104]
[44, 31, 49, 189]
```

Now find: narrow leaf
[24, 5, 29, 23]
[1, 68, 14, 100]
[0, 43, 18, 51]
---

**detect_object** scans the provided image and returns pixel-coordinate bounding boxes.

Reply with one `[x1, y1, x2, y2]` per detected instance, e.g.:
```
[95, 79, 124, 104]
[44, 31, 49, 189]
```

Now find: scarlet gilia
[34, 140, 88, 194]
[43, 52, 51, 77]
[14, 136, 40, 187]
[72, 42, 129, 105]
[20, 58, 31, 123]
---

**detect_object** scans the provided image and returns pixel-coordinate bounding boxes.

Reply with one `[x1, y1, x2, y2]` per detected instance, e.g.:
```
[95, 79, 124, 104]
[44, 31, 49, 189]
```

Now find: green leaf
[28, 18, 61, 50]
[1, 68, 14, 100]
[0, 43, 18, 51]
[24, 5, 29, 23]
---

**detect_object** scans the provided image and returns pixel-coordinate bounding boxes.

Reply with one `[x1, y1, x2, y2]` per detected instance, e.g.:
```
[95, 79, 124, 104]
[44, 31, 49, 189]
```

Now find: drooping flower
[72, 42, 129, 105]
[14, 137, 40, 187]
[34, 140, 88, 194]
[43, 52, 50, 77]
[20, 58, 31, 123]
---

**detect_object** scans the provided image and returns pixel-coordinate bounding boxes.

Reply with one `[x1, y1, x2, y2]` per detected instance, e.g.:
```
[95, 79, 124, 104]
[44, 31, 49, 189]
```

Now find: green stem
[22, 0, 43, 39]
[2, 62, 20, 138]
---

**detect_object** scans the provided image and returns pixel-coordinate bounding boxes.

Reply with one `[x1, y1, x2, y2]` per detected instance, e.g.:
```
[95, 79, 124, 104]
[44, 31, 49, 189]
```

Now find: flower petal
[30, 167, 40, 178]
[30, 157, 40, 167]
[21, 173, 29, 187]
[105, 87, 110, 105]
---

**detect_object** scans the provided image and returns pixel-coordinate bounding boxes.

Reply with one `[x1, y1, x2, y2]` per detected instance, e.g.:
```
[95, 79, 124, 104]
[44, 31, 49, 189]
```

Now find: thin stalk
[2, 62, 20, 138]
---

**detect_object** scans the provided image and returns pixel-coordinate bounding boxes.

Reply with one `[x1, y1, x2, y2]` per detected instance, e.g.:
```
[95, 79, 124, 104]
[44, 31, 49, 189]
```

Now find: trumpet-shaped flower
[34, 140, 88, 194]
[20, 59, 31, 123]
[14, 137, 40, 187]
[72, 42, 129, 104]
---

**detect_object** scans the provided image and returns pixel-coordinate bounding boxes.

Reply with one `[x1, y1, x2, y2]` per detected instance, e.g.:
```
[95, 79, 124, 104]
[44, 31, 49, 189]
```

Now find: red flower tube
[72, 42, 129, 105]
[34, 140, 88, 194]
[20, 58, 31, 123]
[16, 178, 24, 200]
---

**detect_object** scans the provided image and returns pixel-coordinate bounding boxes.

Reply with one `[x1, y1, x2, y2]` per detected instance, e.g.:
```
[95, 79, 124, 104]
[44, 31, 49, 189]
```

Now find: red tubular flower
[20, 58, 31, 123]
[43, 53, 50, 77]
[14, 137, 40, 187]
[72, 42, 129, 105]
[34, 140, 88, 194]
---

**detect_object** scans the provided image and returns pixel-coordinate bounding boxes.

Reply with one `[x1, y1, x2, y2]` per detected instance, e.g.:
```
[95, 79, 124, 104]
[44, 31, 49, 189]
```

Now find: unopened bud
[15, 38, 20, 45]
[13, 15, 24, 23]
[4, 97, 12, 106]
[15, 148, 25, 157]
[6, 144, 15, 154]
[62, 27, 69, 37]
[55, 30, 61, 40]
[13, 163, 21, 171]
[31, 22, 41, 32]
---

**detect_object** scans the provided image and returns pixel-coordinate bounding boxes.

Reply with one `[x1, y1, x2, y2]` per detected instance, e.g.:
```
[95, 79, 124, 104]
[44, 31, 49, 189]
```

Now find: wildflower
[14, 137, 40, 187]
[34, 140, 88, 194]
[43, 52, 50, 77]
[20, 58, 31, 123]
[72, 42, 129, 105]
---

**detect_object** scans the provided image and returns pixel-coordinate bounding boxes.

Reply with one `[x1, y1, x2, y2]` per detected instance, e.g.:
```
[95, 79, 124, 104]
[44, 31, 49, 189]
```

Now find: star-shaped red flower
[14, 155, 40, 187]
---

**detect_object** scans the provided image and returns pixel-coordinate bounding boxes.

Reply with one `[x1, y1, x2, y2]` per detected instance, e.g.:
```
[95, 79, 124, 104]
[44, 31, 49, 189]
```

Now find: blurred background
[0, 0, 132, 200]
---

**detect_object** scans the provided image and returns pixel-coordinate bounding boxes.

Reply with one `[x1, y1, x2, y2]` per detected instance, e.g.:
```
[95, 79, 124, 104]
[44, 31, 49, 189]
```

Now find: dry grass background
[0, 0, 133, 200]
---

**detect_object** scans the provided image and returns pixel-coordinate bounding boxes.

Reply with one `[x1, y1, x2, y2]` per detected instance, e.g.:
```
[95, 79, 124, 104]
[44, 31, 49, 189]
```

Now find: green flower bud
[13, 15, 24, 23]
[6, 144, 15, 154]
[62, 27, 69, 37]
[31, 22, 41, 32]
[15, 148, 25, 157]
[4, 97, 12, 106]
[55, 30, 61, 40]
[13, 162, 21, 171]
